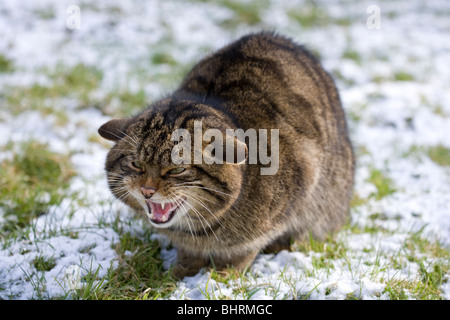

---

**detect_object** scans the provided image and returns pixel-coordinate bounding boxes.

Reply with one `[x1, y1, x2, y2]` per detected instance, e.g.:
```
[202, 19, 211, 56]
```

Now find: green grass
[350, 192, 369, 208]
[3, 63, 102, 116]
[33, 7, 56, 20]
[71, 232, 177, 300]
[342, 49, 362, 65]
[0, 140, 75, 236]
[107, 88, 149, 118]
[218, 0, 268, 27]
[367, 168, 397, 200]
[383, 258, 448, 300]
[394, 71, 415, 81]
[33, 255, 57, 272]
[288, 3, 330, 28]
[2, 62, 152, 119]
[0, 54, 14, 73]
[403, 144, 450, 167]
[370, 70, 415, 84]
[427, 145, 450, 166]
[296, 228, 450, 300]
[287, 0, 352, 29]
[151, 52, 178, 66]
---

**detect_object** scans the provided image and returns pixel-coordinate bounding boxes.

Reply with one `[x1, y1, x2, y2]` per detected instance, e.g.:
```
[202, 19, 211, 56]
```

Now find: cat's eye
[167, 167, 186, 175]
[130, 161, 144, 172]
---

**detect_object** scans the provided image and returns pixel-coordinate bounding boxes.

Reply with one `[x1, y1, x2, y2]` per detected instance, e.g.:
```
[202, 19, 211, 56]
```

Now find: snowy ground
[0, 0, 449, 300]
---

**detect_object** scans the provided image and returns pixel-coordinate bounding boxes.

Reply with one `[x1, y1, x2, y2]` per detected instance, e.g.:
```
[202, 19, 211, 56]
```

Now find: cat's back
[177, 32, 348, 146]
[177, 32, 354, 241]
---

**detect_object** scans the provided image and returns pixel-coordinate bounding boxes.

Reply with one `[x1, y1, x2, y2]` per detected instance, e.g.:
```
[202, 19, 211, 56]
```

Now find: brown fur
[98, 32, 355, 278]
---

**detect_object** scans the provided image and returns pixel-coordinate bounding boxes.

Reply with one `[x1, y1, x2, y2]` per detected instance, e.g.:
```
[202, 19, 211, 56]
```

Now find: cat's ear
[98, 118, 131, 141]
[202, 134, 248, 165]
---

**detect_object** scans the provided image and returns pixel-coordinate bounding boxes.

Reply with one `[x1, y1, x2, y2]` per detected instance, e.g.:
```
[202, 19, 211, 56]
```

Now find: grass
[63, 231, 178, 300]
[33, 255, 57, 272]
[383, 259, 448, 300]
[0, 54, 14, 73]
[295, 229, 450, 300]
[2, 63, 149, 119]
[104, 233, 177, 300]
[0, 140, 75, 236]
[427, 145, 450, 166]
[287, 2, 330, 28]
[342, 49, 362, 65]
[403, 144, 450, 167]
[151, 52, 178, 66]
[217, 0, 269, 27]
[394, 71, 415, 81]
[367, 168, 397, 200]
[287, 0, 352, 29]
[3, 63, 102, 116]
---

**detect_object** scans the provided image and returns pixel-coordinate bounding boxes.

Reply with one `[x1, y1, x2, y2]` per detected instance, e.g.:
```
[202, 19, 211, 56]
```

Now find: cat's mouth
[145, 198, 185, 225]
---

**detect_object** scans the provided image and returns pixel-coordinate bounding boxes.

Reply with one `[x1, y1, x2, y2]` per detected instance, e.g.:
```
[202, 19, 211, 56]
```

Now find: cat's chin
[145, 197, 186, 228]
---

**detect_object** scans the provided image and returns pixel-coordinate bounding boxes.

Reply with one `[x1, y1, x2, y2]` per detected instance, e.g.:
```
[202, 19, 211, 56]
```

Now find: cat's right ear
[98, 118, 131, 141]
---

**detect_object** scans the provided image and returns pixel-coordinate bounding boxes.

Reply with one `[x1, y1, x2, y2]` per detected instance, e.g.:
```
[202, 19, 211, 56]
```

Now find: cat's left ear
[98, 118, 132, 141]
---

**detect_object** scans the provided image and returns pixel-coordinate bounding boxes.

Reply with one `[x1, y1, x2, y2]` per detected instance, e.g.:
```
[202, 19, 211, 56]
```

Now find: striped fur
[99, 32, 355, 278]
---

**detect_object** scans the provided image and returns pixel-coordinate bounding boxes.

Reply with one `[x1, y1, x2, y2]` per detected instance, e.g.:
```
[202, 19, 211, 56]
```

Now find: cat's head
[98, 98, 247, 233]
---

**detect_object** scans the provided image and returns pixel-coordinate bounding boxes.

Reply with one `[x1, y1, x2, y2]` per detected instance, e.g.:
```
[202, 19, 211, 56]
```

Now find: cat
[98, 32, 355, 279]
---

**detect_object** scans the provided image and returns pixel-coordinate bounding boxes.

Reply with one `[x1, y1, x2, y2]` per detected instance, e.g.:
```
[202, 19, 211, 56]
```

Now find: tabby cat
[98, 32, 355, 278]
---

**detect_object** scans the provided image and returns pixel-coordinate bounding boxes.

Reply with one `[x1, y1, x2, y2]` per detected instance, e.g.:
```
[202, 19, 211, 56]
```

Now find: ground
[0, 0, 449, 300]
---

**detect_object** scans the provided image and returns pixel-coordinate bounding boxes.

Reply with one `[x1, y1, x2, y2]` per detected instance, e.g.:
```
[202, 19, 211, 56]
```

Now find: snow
[0, 0, 449, 299]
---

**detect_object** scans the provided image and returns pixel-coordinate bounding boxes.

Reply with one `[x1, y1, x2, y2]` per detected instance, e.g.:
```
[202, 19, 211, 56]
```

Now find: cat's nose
[141, 186, 156, 199]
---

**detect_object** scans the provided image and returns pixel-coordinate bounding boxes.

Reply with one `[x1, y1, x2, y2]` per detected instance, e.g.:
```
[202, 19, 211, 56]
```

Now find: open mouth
[145, 197, 185, 224]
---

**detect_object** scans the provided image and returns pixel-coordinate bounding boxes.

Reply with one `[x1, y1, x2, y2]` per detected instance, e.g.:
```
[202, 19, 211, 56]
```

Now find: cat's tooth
[161, 202, 165, 210]
[161, 214, 168, 222]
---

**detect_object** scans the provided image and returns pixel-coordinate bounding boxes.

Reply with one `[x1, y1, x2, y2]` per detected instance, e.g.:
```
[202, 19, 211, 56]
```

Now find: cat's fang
[143, 197, 186, 225]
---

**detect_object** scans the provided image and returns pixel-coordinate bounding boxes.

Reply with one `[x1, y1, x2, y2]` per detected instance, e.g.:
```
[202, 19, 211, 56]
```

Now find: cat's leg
[262, 234, 292, 253]
[211, 250, 259, 275]
[172, 247, 209, 279]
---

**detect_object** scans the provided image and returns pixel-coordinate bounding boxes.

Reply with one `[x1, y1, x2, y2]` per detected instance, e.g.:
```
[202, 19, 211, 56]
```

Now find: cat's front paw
[172, 264, 203, 280]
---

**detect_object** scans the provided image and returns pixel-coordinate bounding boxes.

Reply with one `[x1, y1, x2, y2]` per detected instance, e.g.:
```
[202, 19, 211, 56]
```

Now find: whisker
[174, 181, 202, 187]
[106, 171, 126, 178]
[180, 185, 231, 197]
[107, 179, 126, 184]
[171, 190, 212, 238]
[185, 201, 209, 237]
[172, 187, 219, 205]
[170, 192, 196, 241]
[108, 182, 125, 187]
[109, 149, 134, 153]
[119, 130, 140, 149]
[183, 199, 219, 240]
[98, 128, 130, 144]
[113, 188, 133, 202]
[175, 190, 221, 237]
[111, 187, 131, 197]
[176, 190, 224, 230]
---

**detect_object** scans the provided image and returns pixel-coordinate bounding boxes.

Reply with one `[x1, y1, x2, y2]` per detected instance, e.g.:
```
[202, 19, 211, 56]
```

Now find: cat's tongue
[146, 200, 175, 223]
